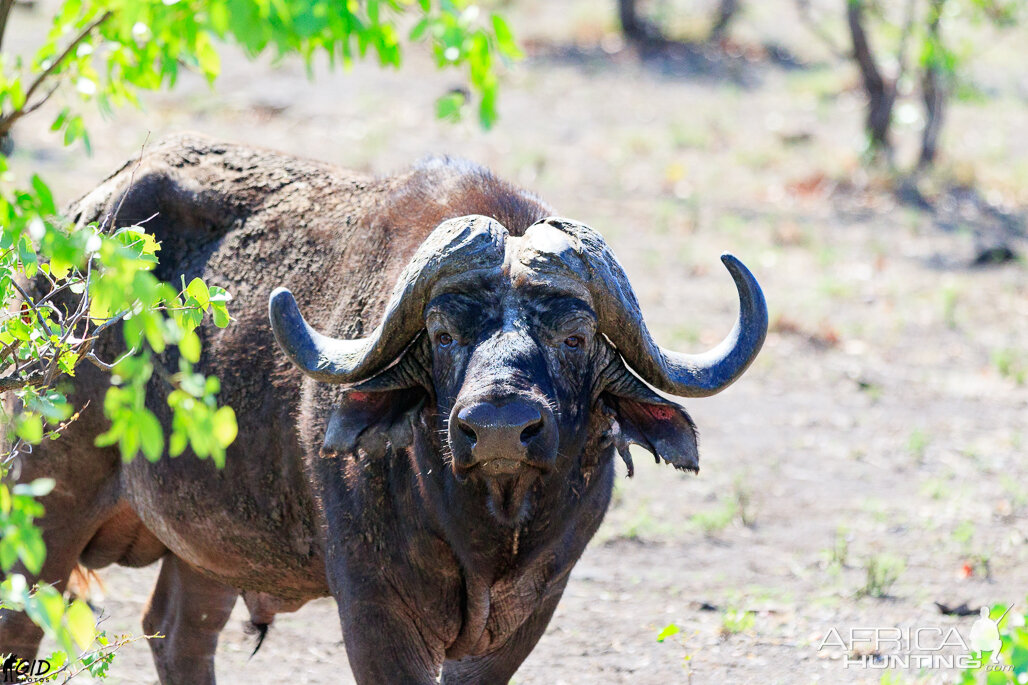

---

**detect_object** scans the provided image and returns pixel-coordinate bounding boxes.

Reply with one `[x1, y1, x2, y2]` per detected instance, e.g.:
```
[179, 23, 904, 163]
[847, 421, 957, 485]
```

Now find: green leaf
[50, 107, 70, 132]
[179, 329, 201, 363]
[436, 91, 465, 122]
[26, 585, 64, 633]
[208, 285, 232, 303]
[212, 406, 237, 448]
[12, 478, 55, 498]
[137, 410, 164, 462]
[119, 421, 140, 462]
[491, 14, 522, 59]
[0, 537, 19, 572]
[212, 304, 231, 328]
[656, 623, 680, 642]
[17, 528, 46, 575]
[142, 311, 167, 353]
[31, 175, 57, 215]
[478, 85, 497, 129]
[19, 237, 37, 278]
[178, 302, 205, 332]
[2, 573, 30, 605]
[195, 33, 221, 82]
[16, 414, 43, 444]
[65, 599, 96, 650]
[169, 429, 188, 457]
[409, 17, 430, 41]
[63, 115, 84, 147]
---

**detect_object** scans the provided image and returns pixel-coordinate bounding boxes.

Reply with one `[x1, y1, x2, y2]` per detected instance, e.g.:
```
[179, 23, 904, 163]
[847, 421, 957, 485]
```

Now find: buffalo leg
[142, 554, 237, 685]
[439, 582, 567, 685]
[337, 596, 443, 684]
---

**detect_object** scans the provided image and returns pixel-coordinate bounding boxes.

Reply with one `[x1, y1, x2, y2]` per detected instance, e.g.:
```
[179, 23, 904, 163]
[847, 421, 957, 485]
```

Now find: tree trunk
[618, 0, 661, 43]
[0, 0, 15, 52]
[710, 0, 740, 41]
[919, 0, 947, 168]
[619, 0, 644, 41]
[846, 0, 895, 157]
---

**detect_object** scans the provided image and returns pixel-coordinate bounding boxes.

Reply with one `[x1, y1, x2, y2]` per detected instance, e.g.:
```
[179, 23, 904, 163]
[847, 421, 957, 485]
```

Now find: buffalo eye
[564, 335, 583, 349]
[437, 332, 454, 347]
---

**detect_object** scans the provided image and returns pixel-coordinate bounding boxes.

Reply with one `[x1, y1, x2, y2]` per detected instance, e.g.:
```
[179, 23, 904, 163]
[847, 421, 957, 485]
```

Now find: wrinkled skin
[0, 135, 763, 684]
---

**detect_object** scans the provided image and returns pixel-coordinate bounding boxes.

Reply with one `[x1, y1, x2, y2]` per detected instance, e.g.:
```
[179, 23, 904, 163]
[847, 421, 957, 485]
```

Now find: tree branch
[0, 10, 112, 137]
[85, 347, 136, 372]
[617, 0, 666, 45]
[109, 132, 151, 231]
[919, 0, 947, 168]
[0, 368, 48, 392]
[847, 0, 896, 155]
[847, 1, 885, 96]
[0, 0, 15, 54]
[21, 82, 60, 118]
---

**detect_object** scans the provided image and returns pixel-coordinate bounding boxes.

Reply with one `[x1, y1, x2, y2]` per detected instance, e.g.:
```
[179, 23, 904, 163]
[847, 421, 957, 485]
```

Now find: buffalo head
[269, 215, 767, 524]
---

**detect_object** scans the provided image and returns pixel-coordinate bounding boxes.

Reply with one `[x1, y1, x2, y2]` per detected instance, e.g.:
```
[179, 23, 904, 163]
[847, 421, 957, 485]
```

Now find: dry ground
[6, 0, 1028, 683]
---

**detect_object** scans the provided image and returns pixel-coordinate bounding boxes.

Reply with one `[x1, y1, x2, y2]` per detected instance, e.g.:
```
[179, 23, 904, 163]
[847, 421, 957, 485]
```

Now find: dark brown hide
[0, 135, 764, 685]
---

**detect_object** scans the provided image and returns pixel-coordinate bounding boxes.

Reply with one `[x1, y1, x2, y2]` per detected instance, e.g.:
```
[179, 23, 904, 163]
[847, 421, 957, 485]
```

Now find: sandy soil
[6, 0, 1028, 683]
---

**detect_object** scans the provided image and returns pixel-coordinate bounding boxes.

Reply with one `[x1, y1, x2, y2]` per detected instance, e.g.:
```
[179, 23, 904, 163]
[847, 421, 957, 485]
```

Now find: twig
[40, 400, 86, 440]
[21, 11, 111, 108]
[69, 309, 128, 371]
[42, 631, 163, 684]
[110, 211, 159, 236]
[33, 276, 86, 308]
[150, 356, 180, 390]
[88, 309, 129, 338]
[20, 82, 61, 118]
[11, 280, 52, 336]
[85, 347, 136, 372]
[0, 10, 113, 137]
[109, 131, 151, 230]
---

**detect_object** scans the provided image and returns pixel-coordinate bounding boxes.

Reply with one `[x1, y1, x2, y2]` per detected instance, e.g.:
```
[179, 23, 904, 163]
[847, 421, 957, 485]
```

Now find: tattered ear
[319, 333, 432, 459]
[321, 388, 425, 460]
[603, 393, 699, 475]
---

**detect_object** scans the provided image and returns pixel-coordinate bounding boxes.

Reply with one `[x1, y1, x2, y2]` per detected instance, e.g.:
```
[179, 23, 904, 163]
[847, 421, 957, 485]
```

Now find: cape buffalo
[0, 134, 767, 684]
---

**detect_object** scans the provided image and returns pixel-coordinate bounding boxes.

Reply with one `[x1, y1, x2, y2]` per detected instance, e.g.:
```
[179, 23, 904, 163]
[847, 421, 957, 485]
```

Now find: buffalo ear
[321, 388, 425, 460]
[604, 394, 699, 475]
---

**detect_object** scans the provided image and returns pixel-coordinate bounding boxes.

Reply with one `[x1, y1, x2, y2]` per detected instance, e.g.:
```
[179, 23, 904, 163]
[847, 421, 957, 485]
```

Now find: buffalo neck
[408, 419, 615, 583]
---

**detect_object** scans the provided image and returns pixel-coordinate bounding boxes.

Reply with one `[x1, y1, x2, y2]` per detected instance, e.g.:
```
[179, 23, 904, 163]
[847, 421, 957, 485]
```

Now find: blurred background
[5, 0, 1027, 682]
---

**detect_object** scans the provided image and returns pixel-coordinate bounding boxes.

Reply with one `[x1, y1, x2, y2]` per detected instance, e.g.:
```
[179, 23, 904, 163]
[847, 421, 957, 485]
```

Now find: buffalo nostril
[458, 421, 477, 445]
[520, 418, 544, 445]
[454, 400, 553, 465]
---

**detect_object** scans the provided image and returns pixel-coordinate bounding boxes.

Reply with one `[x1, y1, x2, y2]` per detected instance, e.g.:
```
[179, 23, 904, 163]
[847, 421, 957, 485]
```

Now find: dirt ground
[7, 0, 1028, 683]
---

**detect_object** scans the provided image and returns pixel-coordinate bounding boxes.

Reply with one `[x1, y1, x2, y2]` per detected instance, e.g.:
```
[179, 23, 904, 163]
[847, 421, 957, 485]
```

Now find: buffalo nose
[452, 399, 555, 471]
[457, 401, 544, 447]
